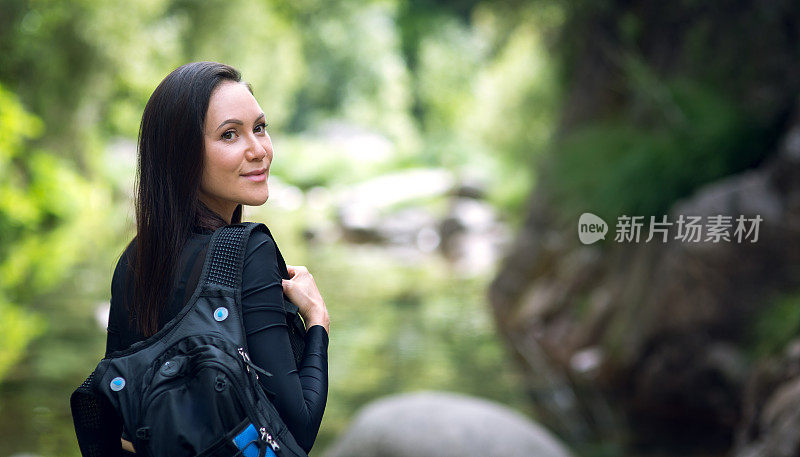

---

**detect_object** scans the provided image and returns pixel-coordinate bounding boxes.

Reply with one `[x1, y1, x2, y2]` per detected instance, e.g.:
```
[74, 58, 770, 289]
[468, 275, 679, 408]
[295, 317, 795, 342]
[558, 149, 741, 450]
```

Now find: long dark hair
[129, 61, 252, 337]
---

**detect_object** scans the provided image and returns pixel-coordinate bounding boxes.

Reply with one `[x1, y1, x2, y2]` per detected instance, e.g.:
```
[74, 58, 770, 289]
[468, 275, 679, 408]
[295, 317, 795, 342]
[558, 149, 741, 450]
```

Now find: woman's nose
[251, 146, 267, 160]
[245, 136, 268, 160]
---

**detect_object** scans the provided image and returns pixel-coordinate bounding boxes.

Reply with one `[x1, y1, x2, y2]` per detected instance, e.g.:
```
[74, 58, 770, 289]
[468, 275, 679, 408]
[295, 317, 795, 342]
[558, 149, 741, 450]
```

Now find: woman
[105, 61, 330, 454]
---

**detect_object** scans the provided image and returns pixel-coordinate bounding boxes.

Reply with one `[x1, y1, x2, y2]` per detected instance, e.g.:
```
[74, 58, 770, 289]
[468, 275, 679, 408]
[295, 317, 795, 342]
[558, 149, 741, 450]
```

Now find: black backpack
[70, 222, 310, 457]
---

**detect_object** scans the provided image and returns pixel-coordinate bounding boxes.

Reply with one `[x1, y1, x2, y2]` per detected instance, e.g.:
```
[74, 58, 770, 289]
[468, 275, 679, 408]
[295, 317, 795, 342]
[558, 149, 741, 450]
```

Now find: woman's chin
[246, 192, 269, 206]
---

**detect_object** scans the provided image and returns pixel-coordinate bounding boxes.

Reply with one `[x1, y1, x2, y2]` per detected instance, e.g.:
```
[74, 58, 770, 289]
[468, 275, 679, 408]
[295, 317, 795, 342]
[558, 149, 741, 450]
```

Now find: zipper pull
[238, 347, 273, 378]
[259, 426, 281, 452]
[237, 347, 252, 374]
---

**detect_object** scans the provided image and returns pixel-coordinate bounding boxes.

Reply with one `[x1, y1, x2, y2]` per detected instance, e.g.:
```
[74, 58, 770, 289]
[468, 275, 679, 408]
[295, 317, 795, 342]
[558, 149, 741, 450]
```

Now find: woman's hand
[121, 436, 136, 453]
[282, 264, 330, 335]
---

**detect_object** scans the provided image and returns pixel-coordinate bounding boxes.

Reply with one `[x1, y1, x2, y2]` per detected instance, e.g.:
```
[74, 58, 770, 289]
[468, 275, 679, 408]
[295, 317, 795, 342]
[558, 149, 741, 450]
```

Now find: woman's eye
[255, 122, 269, 133]
[222, 130, 236, 140]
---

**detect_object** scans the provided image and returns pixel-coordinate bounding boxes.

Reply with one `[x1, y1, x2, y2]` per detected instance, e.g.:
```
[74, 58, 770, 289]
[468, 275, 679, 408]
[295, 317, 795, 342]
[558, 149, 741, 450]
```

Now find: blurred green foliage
[0, 81, 107, 382]
[549, 72, 770, 227]
[749, 290, 800, 360]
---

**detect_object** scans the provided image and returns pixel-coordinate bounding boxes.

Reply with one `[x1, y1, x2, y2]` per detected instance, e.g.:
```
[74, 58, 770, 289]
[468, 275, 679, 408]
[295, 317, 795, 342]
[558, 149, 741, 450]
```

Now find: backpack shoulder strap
[198, 222, 278, 345]
[200, 221, 289, 293]
[200, 222, 257, 290]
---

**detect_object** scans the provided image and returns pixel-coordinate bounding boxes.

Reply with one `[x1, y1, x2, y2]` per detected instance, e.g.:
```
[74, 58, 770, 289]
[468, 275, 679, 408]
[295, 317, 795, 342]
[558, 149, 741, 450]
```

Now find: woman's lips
[243, 171, 266, 182]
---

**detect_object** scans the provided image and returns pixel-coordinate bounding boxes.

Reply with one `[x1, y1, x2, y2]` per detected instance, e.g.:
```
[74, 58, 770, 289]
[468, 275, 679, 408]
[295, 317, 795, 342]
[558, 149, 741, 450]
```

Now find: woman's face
[199, 80, 272, 223]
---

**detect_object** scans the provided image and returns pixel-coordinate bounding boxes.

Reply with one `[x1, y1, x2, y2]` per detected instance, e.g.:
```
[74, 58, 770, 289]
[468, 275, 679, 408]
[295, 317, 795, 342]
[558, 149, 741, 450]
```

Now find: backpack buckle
[136, 426, 151, 441]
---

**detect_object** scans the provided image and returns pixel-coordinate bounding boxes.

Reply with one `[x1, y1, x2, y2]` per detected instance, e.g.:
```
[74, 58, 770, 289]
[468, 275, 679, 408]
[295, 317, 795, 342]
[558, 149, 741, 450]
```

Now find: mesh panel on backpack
[207, 224, 245, 287]
[70, 372, 124, 457]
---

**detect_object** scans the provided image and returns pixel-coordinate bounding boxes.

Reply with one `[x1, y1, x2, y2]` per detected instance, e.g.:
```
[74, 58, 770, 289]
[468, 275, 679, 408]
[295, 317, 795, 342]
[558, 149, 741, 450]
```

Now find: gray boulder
[323, 390, 574, 457]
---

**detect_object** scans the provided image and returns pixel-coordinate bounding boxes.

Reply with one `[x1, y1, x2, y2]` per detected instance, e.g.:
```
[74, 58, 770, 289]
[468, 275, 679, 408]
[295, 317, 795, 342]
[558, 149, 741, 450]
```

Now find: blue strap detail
[232, 423, 261, 457]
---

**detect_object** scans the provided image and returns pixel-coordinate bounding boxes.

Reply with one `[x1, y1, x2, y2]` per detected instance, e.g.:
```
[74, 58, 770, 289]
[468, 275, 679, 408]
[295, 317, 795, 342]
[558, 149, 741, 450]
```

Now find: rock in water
[323, 390, 574, 457]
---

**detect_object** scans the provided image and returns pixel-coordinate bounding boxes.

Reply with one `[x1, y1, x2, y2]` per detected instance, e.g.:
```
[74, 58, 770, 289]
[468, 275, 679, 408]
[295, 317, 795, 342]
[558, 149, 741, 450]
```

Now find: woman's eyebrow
[215, 113, 265, 132]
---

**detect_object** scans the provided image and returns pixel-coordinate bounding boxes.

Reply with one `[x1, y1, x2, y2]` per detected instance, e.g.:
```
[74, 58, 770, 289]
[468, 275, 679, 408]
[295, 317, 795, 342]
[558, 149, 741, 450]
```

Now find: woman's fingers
[286, 264, 310, 280]
[281, 265, 325, 315]
[121, 437, 136, 453]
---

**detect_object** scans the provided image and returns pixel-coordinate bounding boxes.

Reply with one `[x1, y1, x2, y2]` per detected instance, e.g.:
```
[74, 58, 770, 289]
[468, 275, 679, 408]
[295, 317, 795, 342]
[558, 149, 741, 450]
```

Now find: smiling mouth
[242, 170, 267, 182]
[241, 167, 267, 176]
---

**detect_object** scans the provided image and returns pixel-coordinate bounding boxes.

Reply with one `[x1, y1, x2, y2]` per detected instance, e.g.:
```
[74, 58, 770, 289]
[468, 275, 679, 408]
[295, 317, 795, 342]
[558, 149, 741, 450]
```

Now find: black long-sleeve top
[105, 227, 328, 453]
